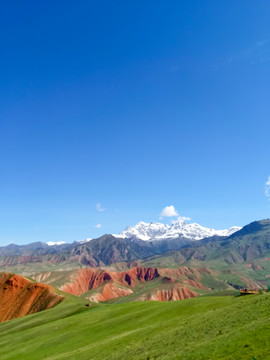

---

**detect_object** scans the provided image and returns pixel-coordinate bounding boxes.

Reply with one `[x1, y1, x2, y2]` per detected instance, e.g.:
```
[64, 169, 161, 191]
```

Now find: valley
[1, 218, 270, 359]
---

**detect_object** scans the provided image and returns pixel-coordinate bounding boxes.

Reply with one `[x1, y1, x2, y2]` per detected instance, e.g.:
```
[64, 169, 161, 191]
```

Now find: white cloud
[47, 241, 66, 246]
[95, 224, 102, 228]
[96, 203, 105, 212]
[160, 205, 179, 218]
[265, 176, 270, 198]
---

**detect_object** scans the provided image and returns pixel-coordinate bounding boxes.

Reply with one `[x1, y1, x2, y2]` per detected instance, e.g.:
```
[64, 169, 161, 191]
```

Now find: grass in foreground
[0, 293, 270, 360]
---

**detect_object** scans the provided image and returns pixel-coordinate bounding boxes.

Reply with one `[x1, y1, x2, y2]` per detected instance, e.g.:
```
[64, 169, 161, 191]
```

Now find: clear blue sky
[1, 1, 270, 245]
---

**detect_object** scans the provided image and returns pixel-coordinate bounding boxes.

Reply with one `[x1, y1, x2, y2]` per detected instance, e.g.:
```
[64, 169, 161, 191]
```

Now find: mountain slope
[0, 235, 192, 272]
[32, 266, 216, 303]
[70, 235, 192, 266]
[143, 219, 270, 265]
[0, 272, 63, 322]
[1, 292, 270, 360]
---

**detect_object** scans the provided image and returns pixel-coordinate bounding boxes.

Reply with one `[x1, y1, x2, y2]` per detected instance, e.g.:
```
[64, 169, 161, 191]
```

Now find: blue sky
[0, 1, 270, 245]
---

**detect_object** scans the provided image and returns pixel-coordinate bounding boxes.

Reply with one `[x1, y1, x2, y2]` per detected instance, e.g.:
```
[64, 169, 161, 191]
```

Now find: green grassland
[1, 292, 270, 360]
[0, 260, 85, 276]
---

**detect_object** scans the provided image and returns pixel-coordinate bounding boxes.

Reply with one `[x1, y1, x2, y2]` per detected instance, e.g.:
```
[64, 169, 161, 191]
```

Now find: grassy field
[0, 260, 85, 276]
[1, 292, 270, 360]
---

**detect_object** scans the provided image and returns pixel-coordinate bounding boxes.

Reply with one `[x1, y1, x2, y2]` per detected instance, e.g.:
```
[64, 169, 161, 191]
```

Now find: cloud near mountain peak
[160, 205, 178, 217]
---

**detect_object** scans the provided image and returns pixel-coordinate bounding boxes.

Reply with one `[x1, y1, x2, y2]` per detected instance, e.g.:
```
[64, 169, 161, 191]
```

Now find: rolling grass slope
[1, 293, 270, 359]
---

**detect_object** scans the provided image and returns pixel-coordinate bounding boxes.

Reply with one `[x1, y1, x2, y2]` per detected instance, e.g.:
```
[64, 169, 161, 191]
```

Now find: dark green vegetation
[1, 292, 270, 359]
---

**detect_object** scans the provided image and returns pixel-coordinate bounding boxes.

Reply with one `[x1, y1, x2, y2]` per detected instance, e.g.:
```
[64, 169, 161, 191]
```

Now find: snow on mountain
[114, 219, 241, 241]
[213, 226, 242, 237]
[114, 222, 169, 241]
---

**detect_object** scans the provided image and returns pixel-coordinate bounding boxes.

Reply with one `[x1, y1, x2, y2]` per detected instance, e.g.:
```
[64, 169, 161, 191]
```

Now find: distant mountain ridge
[0, 235, 193, 269]
[2, 219, 270, 273]
[114, 219, 241, 241]
[1, 219, 270, 309]
[145, 219, 270, 266]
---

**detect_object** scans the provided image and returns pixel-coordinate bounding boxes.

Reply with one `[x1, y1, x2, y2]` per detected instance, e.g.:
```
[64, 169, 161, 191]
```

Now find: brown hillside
[0, 273, 64, 322]
[59, 267, 160, 296]
[52, 266, 210, 302]
[149, 286, 198, 301]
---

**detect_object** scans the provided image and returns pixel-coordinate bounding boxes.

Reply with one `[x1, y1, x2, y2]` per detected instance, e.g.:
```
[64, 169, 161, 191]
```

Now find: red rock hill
[58, 266, 210, 302]
[0, 273, 64, 322]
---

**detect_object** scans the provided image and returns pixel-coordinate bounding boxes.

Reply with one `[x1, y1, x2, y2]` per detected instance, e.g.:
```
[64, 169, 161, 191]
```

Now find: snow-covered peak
[47, 241, 66, 246]
[115, 221, 169, 241]
[214, 226, 242, 237]
[114, 219, 241, 241]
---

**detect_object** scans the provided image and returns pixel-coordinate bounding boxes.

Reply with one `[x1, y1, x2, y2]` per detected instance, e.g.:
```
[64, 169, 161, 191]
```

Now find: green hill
[1, 291, 270, 359]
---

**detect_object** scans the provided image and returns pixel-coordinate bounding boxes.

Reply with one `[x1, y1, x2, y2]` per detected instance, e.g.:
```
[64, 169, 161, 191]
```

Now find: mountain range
[0, 219, 241, 267]
[2, 218, 267, 306]
[0, 219, 241, 269]
[0, 218, 269, 273]
[1, 218, 270, 314]
[114, 219, 241, 241]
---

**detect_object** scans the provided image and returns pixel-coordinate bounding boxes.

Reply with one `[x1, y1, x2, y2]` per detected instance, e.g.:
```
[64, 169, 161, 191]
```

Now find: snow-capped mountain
[114, 219, 241, 241]
[115, 222, 169, 241]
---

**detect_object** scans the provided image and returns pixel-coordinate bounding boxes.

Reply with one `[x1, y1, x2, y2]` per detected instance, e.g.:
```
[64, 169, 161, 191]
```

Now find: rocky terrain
[32, 266, 225, 303]
[0, 235, 193, 270]
[0, 219, 242, 270]
[0, 272, 63, 322]
[0, 219, 270, 307]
